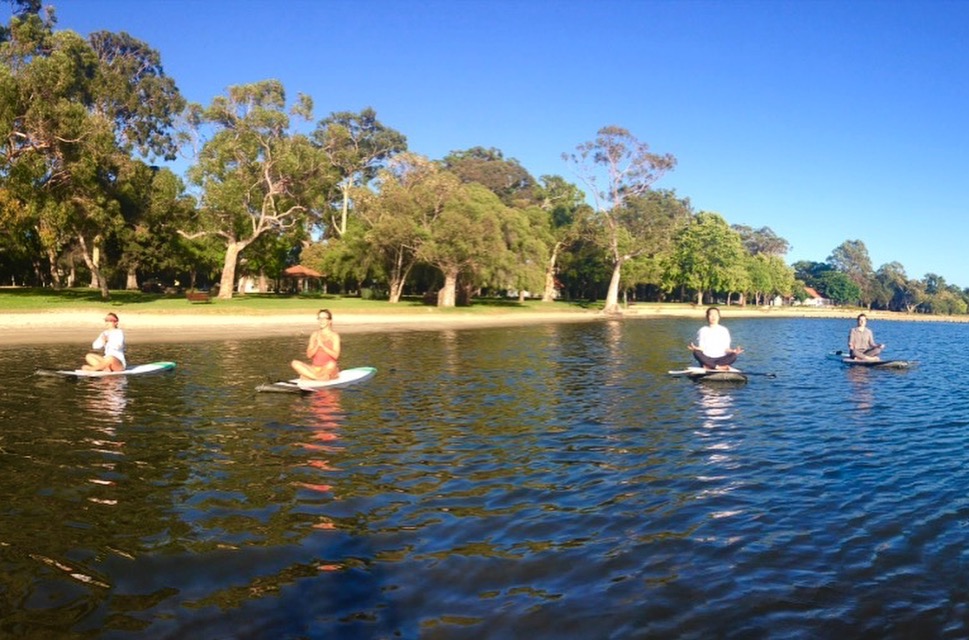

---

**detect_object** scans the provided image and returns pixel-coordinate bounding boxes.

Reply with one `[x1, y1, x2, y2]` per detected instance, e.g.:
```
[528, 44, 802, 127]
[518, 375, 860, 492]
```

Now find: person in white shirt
[82, 312, 127, 372]
[688, 306, 744, 370]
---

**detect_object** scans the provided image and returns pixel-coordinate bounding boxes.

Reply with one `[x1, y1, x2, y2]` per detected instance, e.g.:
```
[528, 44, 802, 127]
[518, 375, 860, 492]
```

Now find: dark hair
[706, 306, 720, 321]
[857, 313, 867, 321]
[105, 312, 119, 322]
[318, 309, 332, 320]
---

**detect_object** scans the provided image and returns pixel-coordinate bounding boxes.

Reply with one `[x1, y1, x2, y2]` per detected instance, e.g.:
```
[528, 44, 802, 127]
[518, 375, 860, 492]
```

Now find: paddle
[256, 381, 307, 394]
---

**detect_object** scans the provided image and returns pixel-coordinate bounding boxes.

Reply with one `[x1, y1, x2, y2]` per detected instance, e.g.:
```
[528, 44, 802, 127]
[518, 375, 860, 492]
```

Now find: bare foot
[716, 365, 732, 371]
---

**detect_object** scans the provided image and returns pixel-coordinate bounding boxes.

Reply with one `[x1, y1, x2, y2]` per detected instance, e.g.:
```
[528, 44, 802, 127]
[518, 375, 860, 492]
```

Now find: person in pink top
[291, 309, 341, 380]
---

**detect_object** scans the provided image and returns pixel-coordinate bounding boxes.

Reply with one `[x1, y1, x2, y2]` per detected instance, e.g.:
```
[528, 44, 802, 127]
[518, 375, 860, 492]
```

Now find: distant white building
[799, 286, 831, 307]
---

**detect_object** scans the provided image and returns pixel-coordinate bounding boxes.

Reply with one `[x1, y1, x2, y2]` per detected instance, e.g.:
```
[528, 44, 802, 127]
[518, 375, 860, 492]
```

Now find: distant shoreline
[2, 304, 964, 346]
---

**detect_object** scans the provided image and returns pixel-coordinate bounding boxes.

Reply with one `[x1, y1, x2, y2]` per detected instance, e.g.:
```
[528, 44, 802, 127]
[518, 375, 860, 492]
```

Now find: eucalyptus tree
[417, 182, 516, 307]
[439, 149, 548, 299]
[496, 204, 549, 302]
[301, 216, 372, 294]
[536, 174, 588, 302]
[0, 0, 41, 42]
[443, 146, 540, 207]
[613, 189, 693, 301]
[874, 262, 915, 312]
[0, 11, 183, 297]
[791, 260, 835, 291]
[732, 225, 791, 257]
[666, 211, 746, 305]
[745, 253, 796, 305]
[352, 153, 461, 303]
[922, 272, 946, 295]
[183, 80, 326, 299]
[920, 274, 966, 315]
[312, 107, 406, 239]
[815, 270, 860, 306]
[114, 163, 197, 289]
[828, 239, 875, 307]
[564, 126, 676, 314]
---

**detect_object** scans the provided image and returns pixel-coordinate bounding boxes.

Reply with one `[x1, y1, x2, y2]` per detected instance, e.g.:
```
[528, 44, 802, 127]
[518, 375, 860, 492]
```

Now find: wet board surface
[256, 366, 377, 393]
[36, 361, 177, 378]
[668, 366, 748, 382]
[840, 358, 912, 369]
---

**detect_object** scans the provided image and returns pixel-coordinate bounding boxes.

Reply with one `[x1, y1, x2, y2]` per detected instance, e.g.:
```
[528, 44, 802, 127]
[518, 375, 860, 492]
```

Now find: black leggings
[693, 351, 739, 369]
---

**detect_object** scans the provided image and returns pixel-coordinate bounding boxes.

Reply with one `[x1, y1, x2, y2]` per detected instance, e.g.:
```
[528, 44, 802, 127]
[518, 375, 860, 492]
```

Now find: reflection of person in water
[846, 367, 875, 414]
[295, 391, 345, 495]
[85, 376, 129, 422]
[696, 384, 735, 427]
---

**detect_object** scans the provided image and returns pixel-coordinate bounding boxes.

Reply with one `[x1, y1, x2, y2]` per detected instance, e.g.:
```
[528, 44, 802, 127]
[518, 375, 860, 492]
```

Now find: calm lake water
[3, 316, 969, 638]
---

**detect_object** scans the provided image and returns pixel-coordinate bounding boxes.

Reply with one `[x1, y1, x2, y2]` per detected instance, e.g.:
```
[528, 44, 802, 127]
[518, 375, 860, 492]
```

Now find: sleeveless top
[311, 333, 337, 367]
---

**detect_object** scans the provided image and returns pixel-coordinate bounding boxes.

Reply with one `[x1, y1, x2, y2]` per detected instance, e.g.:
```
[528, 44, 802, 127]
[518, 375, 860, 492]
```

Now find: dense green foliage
[0, 6, 962, 314]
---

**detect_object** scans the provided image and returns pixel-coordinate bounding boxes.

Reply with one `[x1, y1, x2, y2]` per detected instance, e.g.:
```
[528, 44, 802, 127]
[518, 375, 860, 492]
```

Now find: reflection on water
[846, 365, 876, 414]
[695, 383, 736, 427]
[5, 318, 969, 637]
[293, 391, 344, 496]
[82, 376, 129, 422]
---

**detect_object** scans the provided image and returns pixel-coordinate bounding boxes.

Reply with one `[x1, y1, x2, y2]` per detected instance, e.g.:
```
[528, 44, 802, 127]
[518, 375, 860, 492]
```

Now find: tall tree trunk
[337, 180, 351, 237]
[437, 268, 458, 307]
[542, 242, 562, 302]
[126, 268, 138, 290]
[602, 260, 623, 314]
[696, 290, 703, 306]
[88, 237, 103, 289]
[218, 241, 246, 300]
[45, 248, 62, 288]
[388, 247, 412, 303]
[76, 233, 110, 299]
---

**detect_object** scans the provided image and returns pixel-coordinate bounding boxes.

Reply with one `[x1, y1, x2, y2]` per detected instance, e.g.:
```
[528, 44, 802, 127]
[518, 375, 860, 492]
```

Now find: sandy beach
[2, 303, 960, 346]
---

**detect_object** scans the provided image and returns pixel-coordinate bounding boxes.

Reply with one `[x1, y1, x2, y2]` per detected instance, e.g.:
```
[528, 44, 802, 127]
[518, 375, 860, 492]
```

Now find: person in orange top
[291, 309, 341, 380]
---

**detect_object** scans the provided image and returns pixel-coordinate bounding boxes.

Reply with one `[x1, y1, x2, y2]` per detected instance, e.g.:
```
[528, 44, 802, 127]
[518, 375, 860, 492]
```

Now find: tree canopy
[1, 6, 966, 316]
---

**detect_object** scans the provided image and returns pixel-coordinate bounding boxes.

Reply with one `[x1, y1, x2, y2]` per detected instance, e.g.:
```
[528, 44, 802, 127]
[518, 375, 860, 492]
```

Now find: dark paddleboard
[830, 351, 913, 369]
[256, 366, 377, 393]
[668, 366, 748, 383]
[840, 358, 912, 369]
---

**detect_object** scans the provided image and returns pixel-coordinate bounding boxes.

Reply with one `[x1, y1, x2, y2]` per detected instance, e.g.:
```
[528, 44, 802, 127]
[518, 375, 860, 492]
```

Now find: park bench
[186, 291, 211, 304]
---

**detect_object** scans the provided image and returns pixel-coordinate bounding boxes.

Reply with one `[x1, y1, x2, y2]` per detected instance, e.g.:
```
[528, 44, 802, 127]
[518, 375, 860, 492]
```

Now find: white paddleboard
[37, 361, 177, 378]
[257, 366, 377, 393]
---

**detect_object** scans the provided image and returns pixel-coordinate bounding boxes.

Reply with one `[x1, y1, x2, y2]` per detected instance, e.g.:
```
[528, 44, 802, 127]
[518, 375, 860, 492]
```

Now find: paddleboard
[668, 366, 748, 382]
[256, 366, 377, 393]
[36, 361, 177, 378]
[840, 357, 912, 369]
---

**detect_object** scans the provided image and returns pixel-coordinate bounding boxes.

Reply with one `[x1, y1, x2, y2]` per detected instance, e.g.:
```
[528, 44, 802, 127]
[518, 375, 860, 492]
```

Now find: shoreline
[2, 304, 965, 346]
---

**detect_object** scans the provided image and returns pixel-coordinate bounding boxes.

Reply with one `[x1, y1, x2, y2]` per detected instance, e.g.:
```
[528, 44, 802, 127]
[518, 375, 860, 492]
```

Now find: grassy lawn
[0, 287, 598, 315]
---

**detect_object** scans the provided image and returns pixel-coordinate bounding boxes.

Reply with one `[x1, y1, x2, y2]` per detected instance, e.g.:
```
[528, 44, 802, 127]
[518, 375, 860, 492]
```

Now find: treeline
[0, 5, 958, 313]
[795, 240, 969, 315]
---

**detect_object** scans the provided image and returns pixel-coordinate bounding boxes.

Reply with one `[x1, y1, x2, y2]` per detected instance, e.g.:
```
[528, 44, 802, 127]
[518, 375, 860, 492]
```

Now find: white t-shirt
[93, 328, 127, 368]
[696, 324, 731, 358]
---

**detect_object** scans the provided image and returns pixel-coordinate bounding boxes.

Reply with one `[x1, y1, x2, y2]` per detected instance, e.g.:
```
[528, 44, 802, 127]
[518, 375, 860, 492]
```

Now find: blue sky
[43, 0, 969, 287]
